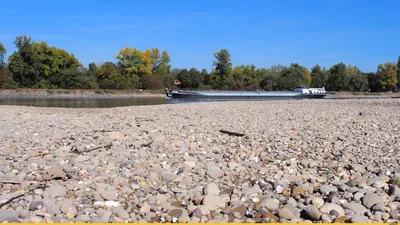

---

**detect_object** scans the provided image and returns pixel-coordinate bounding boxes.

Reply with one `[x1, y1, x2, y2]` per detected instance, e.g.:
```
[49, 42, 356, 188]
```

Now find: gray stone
[18, 209, 30, 219]
[362, 193, 384, 209]
[242, 185, 262, 195]
[353, 192, 364, 202]
[371, 202, 386, 212]
[60, 199, 77, 219]
[310, 197, 324, 208]
[260, 198, 279, 210]
[306, 205, 322, 221]
[350, 214, 370, 223]
[202, 195, 225, 211]
[44, 202, 61, 215]
[0, 210, 19, 222]
[320, 185, 338, 194]
[42, 184, 67, 198]
[389, 185, 400, 196]
[278, 207, 294, 220]
[204, 183, 220, 195]
[320, 203, 345, 217]
[29, 201, 43, 211]
[116, 209, 130, 219]
[101, 192, 118, 201]
[343, 203, 367, 215]
[75, 214, 91, 223]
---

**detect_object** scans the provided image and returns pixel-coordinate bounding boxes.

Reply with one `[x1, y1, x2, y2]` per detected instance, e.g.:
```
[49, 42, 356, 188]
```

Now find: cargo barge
[165, 87, 327, 100]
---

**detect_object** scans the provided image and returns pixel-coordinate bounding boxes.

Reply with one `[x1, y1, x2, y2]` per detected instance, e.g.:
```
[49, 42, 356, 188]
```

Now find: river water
[0, 96, 312, 108]
[0, 97, 173, 108]
[0, 96, 377, 108]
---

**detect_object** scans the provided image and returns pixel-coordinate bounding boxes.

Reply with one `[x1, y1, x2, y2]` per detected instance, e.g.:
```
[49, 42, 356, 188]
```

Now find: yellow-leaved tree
[304, 68, 312, 87]
[377, 63, 398, 91]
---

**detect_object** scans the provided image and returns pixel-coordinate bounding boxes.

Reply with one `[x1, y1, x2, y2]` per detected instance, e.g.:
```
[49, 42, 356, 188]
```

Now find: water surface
[0, 97, 171, 108]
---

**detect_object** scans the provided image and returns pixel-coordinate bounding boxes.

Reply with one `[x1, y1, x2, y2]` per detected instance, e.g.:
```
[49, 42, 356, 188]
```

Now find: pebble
[350, 214, 370, 223]
[306, 205, 322, 221]
[75, 214, 92, 223]
[319, 203, 345, 217]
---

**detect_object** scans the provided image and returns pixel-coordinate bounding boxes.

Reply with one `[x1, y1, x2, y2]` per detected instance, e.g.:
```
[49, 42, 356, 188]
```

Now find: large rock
[362, 193, 384, 209]
[260, 198, 279, 210]
[204, 183, 220, 195]
[343, 203, 367, 215]
[42, 184, 67, 198]
[60, 199, 77, 219]
[350, 215, 370, 223]
[319, 185, 338, 194]
[306, 205, 322, 221]
[0, 211, 19, 222]
[202, 195, 226, 211]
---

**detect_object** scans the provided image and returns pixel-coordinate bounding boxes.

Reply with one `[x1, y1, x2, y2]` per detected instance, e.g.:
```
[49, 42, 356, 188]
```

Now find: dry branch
[70, 143, 112, 154]
[219, 129, 245, 137]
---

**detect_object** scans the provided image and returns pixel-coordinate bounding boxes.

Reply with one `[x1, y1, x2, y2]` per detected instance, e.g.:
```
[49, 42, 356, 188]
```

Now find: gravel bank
[0, 99, 400, 223]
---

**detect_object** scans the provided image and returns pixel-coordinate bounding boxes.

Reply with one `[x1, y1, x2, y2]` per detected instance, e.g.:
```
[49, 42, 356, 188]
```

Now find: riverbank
[0, 99, 399, 223]
[1, 88, 400, 99]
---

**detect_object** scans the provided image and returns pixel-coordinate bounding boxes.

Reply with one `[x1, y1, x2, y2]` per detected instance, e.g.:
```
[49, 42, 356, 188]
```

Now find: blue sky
[1, 0, 399, 72]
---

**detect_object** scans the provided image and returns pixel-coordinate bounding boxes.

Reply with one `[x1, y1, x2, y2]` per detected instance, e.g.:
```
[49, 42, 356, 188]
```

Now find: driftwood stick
[219, 129, 245, 137]
[70, 143, 112, 154]
[0, 180, 45, 185]
[0, 183, 47, 208]
[0, 192, 27, 208]
[140, 140, 153, 148]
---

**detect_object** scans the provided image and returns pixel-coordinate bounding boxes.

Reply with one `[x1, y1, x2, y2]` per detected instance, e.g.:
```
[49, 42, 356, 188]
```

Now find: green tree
[88, 62, 98, 76]
[377, 62, 398, 91]
[366, 72, 381, 92]
[8, 35, 81, 88]
[397, 56, 400, 89]
[201, 69, 209, 85]
[0, 43, 6, 65]
[327, 63, 349, 91]
[347, 65, 368, 92]
[310, 65, 328, 88]
[49, 67, 98, 89]
[210, 49, 233, 89]
[259, 65, 284, 91]
[304, 68, 312, 86]
[176, 68, 203, 89]
[97, 61, 134, 89]
[149, 48, 171, 76]
[277, 63, 308, 90]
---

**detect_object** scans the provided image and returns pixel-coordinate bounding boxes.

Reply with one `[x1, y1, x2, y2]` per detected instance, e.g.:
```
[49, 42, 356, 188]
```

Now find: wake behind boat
[165, 86, 327, 100]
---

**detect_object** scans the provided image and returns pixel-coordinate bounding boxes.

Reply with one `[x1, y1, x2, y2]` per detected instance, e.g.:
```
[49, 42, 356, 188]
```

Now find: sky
[1, 0, 399, 72]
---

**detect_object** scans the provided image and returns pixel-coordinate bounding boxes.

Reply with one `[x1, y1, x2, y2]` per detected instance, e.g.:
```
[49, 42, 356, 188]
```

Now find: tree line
[1, 35, 399, 92]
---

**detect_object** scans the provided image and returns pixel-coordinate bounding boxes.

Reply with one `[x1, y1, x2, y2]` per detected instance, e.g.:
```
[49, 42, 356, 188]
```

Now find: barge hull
[166, 90, 327, 100]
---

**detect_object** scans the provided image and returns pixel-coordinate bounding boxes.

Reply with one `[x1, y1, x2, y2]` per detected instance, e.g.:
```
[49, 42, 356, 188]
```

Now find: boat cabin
[294, 86, 326, 94]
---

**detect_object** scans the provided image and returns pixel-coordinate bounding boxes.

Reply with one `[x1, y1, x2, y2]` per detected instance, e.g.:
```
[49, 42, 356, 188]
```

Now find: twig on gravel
[0, 183, 47, 208]
[219, 129, 245, 137]
[70, 143, 113, 154]
[140, 140, 154, 148]
[0, 180, 45, 185]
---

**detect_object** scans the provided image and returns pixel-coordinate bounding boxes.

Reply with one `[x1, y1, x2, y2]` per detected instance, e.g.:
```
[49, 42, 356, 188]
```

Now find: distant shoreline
[0, 89, 399, 99]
